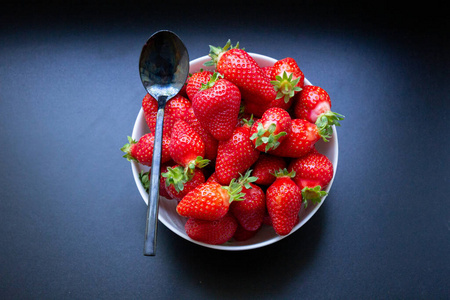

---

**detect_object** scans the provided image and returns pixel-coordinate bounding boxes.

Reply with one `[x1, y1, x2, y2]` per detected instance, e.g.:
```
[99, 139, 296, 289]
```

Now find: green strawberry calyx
[139, 170, 150, 193]
[301, 185, 328, 207]
[204, 39, 240, 67]
[199, 72, 223, 91]
[316, 111, 345, 142]
[250, 122, 287, 152]
[270, 71, 302, 103]
[273, 168, 296, 178]
[221, 178, 245, 203]
[237, 169, 258, 189]
[187, 156, 210, 172]
[161, 165, 190, 193]
[121, 136, 138, 162]
[241, 114, 255, 128]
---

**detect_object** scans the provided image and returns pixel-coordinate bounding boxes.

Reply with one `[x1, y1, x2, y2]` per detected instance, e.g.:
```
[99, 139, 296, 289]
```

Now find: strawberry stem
[250, 122, 287, 152]
[121, 136, 138, 162]
[204, 40, 240, 67]
[221, 178, 245, 203]
[270, 71, 302, 103]
[161, 165, 189, 192]
[241, 114, 255, 128]
[316, 111, 345, 142]
[273, 168, 296, 178]
[301, 185, 328, 206]
[237, 169, 258, 189]
[139, 170, 150, 193]
[200, 72, 223, 91]
[187, 156, 210, 171]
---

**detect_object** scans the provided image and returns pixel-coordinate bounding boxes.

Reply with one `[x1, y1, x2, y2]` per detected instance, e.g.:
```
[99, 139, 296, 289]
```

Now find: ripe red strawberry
[251, 153, 287, 186]
[288, 151, 333, 205]
[159, 162, 176, 199]
[233, 224, 259, 241]
[215, 119, 260, 185]
[185, 212, 238, 245]
[186, 70, 214, 101]
[243, 92, 295, 118]
[266, 169, 302, 236]
[121, 133, 171, 166]
[162, 165, 205, 201]
[230, 170, 266, 231]
[176, 180, 244, 221]
[162, 95, 192, 136]
[169, 119, 209, 170]
[261, 65, 273, 78]
[244, 65, 294, 117]
[142, 93, 158, 132]
[185, 107, 218, 161]
[206, 172, 220, 183]
[139, 161, 176, 199]
[204, 40, 276, 105]
[142, 94, 191, 136]
[293, 85, 344, 132]
[250, 107, 292, 152]
[192, 72, 241, 141]
[270, 57, 305, 103]
[268, 119, 326, 158]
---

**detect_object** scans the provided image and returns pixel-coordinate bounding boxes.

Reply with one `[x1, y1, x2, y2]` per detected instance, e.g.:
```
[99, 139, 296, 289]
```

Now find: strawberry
[121, 133, 171, 166]
[186, 70, 214, 101]
[204, 40, 276, 105]
[266, 169, 302, 236]
[261, 65, 273, 78]
[162, 95, 192, 137]
[185, 107, 218, 161]
[251, 153, 287, 186]
[250, 107, 292, 152]
[142, 94, 191, 136]
[288, 151, 333, 205]
[176, 179, 244, 221]
[206, 172, 220, 183]
[268, 119, 326, 158]
[262, 209, 272, 226]
[233, 224, 259, 241]
[293, 85, 344, 132]
[215, 118, 260, 185]
[243, 92, 295, 118]
[230, 170, 266, 231]
[243, 66, 294, 117]
[270, 57, 305, 103]
[139, 161, 176, 199]
[142, 93, 158, 133]
[185, 212, 238, 245]
[191, 72, 241, 141]
[169, 119, 209, 170]
[159, 162, 176, 199]
[162, 165, 205, 201]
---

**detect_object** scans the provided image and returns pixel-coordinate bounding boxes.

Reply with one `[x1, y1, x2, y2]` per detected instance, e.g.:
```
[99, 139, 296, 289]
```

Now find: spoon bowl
[139, 30, 189, 256]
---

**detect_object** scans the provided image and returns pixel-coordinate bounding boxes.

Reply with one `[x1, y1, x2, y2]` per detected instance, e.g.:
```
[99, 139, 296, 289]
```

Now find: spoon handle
[143, 103, 165, 256]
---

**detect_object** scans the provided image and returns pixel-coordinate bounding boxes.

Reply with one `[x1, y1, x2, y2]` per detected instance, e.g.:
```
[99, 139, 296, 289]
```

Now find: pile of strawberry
[122, 40, 344, 245]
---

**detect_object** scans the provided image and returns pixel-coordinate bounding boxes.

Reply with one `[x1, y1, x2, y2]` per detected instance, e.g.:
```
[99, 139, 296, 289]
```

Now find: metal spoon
[139, 30, 189, 256]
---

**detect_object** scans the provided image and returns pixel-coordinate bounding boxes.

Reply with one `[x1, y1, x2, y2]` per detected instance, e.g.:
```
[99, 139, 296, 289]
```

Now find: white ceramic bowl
[130, 53, 338, 251]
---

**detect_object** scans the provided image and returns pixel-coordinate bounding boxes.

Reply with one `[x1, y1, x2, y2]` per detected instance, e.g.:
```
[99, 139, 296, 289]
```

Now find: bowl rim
[130, 53, 338, 251]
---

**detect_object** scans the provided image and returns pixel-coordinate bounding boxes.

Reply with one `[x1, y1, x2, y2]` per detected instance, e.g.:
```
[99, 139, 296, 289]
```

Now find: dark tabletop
[1, 1, 449, 299]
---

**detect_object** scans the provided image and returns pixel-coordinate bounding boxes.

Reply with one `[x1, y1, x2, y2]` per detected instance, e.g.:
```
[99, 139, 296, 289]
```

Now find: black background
[1, 1, 449, 298]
